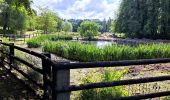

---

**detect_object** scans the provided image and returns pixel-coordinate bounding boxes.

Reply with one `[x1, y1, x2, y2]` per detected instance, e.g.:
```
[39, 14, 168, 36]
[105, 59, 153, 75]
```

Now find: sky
[32, 0, 121, 20]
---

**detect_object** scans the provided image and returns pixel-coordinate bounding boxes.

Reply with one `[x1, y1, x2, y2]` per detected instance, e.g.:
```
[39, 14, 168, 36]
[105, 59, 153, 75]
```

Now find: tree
[159, 0, 170, 37]
[9, 8, 27, 32]
[56, 18, 63, 32]
[78, 21, 99, 40]
[101, 18, 107, 33]
[106, 18, 112, 32]
[114, 0, 170, 39]
[0, 0, 32, 31]
[26, 13, 36, 31]
[68, 19, 83, 32]
[0, 0, 35, 36]
[110, 20, 116, 33]
[62, 21, 73, 32]
[143, 0, 159, 38]
[38, 8, 59, 34]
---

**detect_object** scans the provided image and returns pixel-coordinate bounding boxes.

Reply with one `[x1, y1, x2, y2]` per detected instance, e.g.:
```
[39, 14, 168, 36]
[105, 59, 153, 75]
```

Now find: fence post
[52, 61, 70, 100]
[0, 40, 2, 55]
[9, 43, 14, 70]
[24, 35, 25, 42]
[8, 36, 10, 41]
[14, 34, 16, 42]
[42, 53, 52, 99]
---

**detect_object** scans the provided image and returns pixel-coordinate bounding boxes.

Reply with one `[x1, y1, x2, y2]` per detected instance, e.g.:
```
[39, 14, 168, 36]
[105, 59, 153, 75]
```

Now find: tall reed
[43, 41, 170, 61]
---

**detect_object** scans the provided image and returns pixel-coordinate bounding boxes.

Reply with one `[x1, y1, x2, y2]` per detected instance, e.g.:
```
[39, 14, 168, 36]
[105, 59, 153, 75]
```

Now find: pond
[72, 40, 139, 48]
[80, 41, 113, 48]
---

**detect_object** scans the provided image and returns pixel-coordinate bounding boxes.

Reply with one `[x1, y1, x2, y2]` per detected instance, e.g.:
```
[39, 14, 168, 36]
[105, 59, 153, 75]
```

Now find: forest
[114, 0, 170, 39]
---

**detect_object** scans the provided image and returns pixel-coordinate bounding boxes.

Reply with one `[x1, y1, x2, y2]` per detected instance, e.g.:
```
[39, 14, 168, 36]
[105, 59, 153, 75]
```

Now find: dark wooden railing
[0, 41, 53, 99]
[0, 41, 170, 100]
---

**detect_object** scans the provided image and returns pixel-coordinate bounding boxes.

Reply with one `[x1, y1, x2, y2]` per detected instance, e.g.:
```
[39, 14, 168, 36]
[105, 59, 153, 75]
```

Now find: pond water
[80, 41, 113, 48]
[74, 40, 142, 48]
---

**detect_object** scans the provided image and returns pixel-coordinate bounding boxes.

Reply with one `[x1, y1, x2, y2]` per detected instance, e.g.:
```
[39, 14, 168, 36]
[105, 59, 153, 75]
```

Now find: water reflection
[81, 41, 113, 48]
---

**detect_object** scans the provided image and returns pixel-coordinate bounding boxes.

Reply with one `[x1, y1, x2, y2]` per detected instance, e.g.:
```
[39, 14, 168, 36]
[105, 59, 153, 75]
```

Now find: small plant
[77, 68, 128, 100]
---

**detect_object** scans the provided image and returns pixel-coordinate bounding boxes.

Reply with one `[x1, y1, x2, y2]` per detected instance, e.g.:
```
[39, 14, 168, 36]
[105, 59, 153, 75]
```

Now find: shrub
[27, 38, 41, 48]
[78, 68, 128, 100]
[27, 34, 73, 48]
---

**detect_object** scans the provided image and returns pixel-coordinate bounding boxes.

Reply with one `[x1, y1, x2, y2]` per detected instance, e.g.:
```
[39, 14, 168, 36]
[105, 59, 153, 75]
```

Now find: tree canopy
[0, 0, 33, 34]
[68, 19, 112, 33]
[114, 0, 170, 39]
[78, 21, 99, 40]
[0, 0, 63, 34]
[37, 8, 60, 34]
[62, 21, 73, 32]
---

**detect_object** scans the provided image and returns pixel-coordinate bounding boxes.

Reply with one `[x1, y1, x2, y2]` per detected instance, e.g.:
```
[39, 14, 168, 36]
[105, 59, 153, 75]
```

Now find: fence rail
[0, 33, 39, 42]
[0, 40, 52, 99]
[0, 41, 170, 100]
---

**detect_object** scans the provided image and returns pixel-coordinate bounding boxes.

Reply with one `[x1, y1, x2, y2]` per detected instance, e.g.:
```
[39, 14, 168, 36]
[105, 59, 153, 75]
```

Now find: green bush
[43, 41, 170, 61]
[78, 68, 128, 100]
[27, 38, 41, 48]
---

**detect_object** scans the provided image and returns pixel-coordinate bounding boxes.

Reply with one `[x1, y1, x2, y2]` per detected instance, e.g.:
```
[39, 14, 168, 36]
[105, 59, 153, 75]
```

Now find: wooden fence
[0, 33, 40, 42]
[0, 41, 170, 100]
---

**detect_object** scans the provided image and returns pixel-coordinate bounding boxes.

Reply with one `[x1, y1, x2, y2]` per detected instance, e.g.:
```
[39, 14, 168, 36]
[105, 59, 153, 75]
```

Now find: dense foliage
[36, 8, 61, 34]
[0, 0, 32, 33]
[78, 21, 99, 40]
[43, 41, 170, 62]
[0, 1, 68, 35]
[68, 19, 112, 33]
[114, 0, 170, 39]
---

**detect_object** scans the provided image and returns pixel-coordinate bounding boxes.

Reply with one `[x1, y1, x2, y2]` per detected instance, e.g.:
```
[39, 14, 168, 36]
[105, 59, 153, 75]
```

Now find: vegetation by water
[43, 41, 170, 62]
[27, 34, 73, 48]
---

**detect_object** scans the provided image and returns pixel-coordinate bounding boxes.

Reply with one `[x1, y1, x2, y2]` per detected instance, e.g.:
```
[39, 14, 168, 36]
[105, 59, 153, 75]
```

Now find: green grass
[43, 41, 170, 62]
[27, 34, 73, 48]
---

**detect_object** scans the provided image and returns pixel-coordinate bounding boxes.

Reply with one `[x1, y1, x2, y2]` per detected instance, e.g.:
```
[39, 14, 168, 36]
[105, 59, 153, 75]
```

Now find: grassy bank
[43, 41, 170, 62]
[27, 34, 73, 48]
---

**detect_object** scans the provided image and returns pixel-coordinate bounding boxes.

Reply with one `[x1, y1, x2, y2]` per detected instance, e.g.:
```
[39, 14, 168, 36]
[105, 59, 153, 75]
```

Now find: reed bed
[43, 41, 170, 62]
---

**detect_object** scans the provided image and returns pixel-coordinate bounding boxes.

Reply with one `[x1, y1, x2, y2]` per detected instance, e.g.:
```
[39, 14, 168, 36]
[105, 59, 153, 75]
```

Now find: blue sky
[32, 0, 121, 20]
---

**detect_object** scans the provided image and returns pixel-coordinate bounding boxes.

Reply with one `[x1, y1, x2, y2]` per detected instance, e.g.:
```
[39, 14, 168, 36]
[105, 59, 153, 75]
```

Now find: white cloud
[32, 0, 121, 20]
[71, 0, 91, 11]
